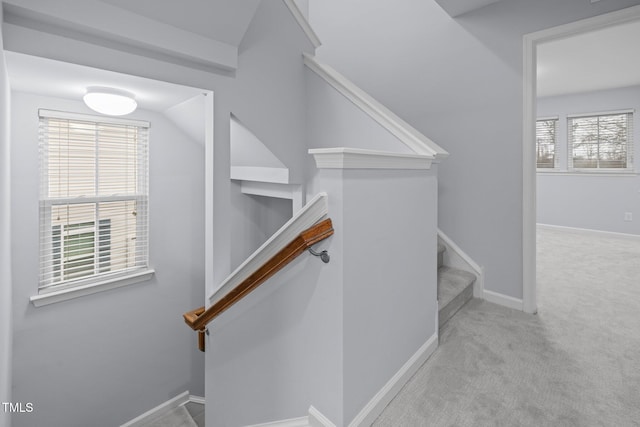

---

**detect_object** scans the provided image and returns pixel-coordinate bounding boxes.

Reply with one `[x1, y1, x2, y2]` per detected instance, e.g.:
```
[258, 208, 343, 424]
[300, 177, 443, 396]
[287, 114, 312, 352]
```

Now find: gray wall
[309, 0, 640, 299]
[10, 92, 205, 427]
[230, 116, 287, 169]
[2, 0, 319, 425]
[230, 183, 293, 270]
[305, 65, 439, 423]
[0, 6, 13, 427]
[227, 2, 310, 186]
[203, 2, 338, 425]
[305, 70, 413, 154]
[204, 229, 343, 426]
[202, 1, 442, 423]
[537, 86, 640, 235]
[341, 168, 437, 423]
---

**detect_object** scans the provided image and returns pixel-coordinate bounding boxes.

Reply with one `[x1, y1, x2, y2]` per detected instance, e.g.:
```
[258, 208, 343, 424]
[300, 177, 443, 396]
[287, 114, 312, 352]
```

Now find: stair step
[185, 402, 205, 427]
[437, 242, 446, 268]
[438, 266, 475, 328]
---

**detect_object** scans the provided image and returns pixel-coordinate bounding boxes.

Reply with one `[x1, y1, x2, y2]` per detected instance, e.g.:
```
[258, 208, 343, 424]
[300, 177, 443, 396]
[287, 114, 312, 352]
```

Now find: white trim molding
[522, 27, 538, 315]
[245, 415, 310, 427]
[120, 391, 192, 427]
[303, 54, 448, 161]
[236, 336, 440, 427]
[209, 192, 329, 305]
[308, 406, 337, 427]
[309, 147, 434, 170]
[567, 108, 634, 118]
[231, 166, 290, 184]
[436, 229, 524, 311]
[243, 406, 336, 427]
[537, 223, 640, 241]
[30, 269, 155, 307]
[348, 333, 438, 427]
[240, 181, 304, 213]
[437, 229, 485, 299]
[283, 0, 321, 48]
[188, 395, 205, 405]
[483, 290, 524, 311]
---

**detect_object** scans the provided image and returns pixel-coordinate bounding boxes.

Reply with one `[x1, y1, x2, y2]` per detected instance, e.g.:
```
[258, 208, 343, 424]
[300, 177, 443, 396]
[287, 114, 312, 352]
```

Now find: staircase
[437, 241, 476, 329]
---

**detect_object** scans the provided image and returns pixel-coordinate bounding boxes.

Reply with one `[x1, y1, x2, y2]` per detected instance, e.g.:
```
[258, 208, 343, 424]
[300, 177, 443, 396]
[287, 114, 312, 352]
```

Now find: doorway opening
[522, 5, 640, 314]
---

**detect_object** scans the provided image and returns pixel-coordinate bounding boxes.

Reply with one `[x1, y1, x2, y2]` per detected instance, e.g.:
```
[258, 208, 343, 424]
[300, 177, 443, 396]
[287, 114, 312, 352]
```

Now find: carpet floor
[373, 227, 640, 426]
[141, 406, 197, 427]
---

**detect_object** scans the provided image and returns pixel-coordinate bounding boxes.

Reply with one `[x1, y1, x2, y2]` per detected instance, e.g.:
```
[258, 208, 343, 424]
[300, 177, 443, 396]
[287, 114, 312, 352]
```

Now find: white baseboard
[246, 415, 310, 427]
[438, 230, 526, 312]
[537, 223, 640, 241]
[437, 229, 485, 299]
[245, 406, 335, 427]
[348, 333, 439, 427]
[189, 395, 205, 405]
[120, 391, 191, 427]
[483, 289, 524, 311]
[308, 406, 337, 427]
[241, 333, 439, 427]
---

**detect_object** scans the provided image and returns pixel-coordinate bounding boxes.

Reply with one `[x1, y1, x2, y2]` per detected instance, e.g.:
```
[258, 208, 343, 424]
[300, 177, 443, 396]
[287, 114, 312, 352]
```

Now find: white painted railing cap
[309, 147, 434, 170]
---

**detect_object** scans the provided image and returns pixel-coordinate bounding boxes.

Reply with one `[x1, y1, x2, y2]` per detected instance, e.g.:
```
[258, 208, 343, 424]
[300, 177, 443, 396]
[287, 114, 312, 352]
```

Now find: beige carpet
[373, 227, 640, 426]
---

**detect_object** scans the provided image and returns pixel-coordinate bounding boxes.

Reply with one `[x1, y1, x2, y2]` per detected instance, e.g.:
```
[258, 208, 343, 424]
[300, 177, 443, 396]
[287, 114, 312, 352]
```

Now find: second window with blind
[38, 110, 150, 294]
[536, 110, 634, 172]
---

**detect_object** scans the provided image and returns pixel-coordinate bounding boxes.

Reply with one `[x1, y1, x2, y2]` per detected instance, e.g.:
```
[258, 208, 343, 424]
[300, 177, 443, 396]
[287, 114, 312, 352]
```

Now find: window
[536, 118, 558, 169]
[52, 219, 111, 282]
[568, 111, 633, 170]
[39, 110, 149, 294]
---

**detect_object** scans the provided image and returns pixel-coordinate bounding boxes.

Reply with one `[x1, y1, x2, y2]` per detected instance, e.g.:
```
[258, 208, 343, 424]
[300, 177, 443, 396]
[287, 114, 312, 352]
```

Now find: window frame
[536, 116, 559, 170]
[567, 110, 634, 173]
[32, 109, 154, 306]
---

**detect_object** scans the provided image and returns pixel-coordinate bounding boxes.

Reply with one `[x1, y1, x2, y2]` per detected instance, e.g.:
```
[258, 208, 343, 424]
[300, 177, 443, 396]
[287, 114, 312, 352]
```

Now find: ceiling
[5, 51, 203, 113]
[5, 51, 206, 145]
[435, 0, 504, 17]
[537, 19, 640, 97]
[97, 0, 261, 46]
[1, 0, 267, 143]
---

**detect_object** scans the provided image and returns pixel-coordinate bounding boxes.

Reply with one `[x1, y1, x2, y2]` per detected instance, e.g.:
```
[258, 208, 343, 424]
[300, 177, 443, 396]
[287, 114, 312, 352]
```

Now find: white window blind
[568, 111, 634, 170]
[536, 118, 558, 169]
[39, 110, 149, 293]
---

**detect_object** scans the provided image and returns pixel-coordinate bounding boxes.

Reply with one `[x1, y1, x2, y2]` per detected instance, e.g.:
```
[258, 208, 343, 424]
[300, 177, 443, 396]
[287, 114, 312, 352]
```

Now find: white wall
[0, 6, 13, 427]
[537, 86, 640, 235]
[9, 92, 205, 427]
[309, 0, 640, 300]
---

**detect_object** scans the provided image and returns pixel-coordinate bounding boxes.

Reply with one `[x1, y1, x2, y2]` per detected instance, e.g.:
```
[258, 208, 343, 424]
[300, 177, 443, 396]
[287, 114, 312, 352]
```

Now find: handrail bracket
[308, 247, 330, 263]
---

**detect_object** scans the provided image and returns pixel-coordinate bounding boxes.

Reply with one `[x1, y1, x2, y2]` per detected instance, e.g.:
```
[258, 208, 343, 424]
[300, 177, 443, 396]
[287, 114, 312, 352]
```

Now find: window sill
[30, 269, 155, 307]
[537, 170, 637, 177]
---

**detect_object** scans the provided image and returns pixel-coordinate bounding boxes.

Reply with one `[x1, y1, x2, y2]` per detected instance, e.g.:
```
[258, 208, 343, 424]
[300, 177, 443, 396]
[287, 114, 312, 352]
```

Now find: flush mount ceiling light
[83, 87, 137, 116]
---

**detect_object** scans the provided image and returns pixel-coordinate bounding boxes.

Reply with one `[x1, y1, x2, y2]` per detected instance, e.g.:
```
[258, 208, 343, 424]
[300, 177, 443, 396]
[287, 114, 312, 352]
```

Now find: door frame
[522, 5, 640, 314]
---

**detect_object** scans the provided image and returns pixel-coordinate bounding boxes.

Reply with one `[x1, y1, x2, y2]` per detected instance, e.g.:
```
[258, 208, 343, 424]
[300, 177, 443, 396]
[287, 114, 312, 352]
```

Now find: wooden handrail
[183, 306, 205, 325]
[183, 218, 334, 349]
